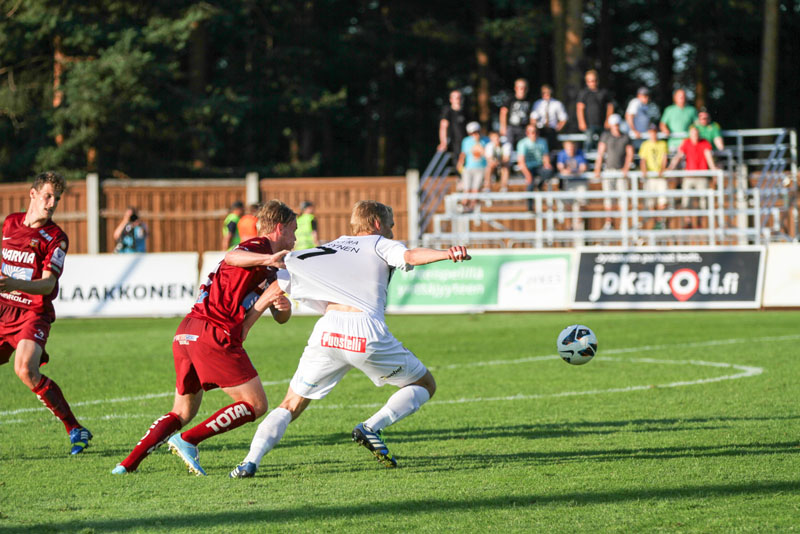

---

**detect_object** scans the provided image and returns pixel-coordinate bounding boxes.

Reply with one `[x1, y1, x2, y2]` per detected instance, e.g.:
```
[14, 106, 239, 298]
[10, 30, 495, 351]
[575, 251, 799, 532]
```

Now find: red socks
[120, 412, 182, 471]
[180, 401, 256, 445]
[32, 375, 80, 433]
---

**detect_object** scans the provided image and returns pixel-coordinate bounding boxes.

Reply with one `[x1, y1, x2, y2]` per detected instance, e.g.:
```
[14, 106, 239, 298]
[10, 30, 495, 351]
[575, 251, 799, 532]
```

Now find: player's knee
[279, 396, 309, 421]
[414, 371, 436, 399]
[249, 396, 268, 418]
[14, 363, 40, 390]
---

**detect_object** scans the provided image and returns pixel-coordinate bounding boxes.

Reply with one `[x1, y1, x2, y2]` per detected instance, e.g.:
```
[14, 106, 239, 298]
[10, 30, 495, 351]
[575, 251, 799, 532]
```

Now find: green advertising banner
[386, 250, 576, 312]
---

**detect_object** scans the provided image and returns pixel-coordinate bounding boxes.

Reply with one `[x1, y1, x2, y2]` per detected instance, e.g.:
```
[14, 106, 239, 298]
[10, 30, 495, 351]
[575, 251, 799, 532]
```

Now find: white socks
[243, 407, 292, 467]
[364, 385, 430, 432]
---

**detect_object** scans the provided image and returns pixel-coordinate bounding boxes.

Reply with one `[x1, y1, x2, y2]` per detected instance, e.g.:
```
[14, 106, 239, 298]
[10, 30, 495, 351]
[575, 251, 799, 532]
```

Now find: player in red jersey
[0, 171, 92, 454]
[112, 199, 297, 475]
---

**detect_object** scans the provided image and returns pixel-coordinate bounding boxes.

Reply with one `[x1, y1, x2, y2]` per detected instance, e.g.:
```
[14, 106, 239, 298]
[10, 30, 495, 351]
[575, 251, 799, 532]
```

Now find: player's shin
[32, 375, 80, 432]
[364, 384, 430, 432]
[119, 412, 182, 471]
[243, 407, 292, 467]
[180, 401, 256, 445]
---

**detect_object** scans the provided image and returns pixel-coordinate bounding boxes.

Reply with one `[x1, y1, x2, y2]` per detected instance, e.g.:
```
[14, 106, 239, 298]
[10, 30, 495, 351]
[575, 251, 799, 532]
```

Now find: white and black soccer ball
[557, 324, 598, 365]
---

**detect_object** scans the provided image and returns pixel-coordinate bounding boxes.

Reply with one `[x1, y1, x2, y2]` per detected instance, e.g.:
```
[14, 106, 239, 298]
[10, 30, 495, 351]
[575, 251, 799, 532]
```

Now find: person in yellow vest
[222, 201, 244, 250]
[294, 201, 319, 250]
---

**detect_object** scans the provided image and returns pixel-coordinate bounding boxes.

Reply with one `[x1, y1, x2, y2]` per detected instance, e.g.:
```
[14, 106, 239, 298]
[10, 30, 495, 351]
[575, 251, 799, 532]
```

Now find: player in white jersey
[229, 200, 470, 476]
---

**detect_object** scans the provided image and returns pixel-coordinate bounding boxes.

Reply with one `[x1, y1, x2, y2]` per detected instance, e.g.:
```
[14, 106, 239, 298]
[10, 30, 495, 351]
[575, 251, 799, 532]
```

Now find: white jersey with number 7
[277, 234, 412, 319]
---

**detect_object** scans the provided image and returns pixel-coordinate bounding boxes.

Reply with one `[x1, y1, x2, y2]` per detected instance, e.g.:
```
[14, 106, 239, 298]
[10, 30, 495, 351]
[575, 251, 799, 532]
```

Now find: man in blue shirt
[517, 124, 553, 211]
[457, 121, 487, 212]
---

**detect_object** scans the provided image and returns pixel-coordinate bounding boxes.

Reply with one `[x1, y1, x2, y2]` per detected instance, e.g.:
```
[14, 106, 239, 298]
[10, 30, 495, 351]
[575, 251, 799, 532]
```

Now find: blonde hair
[256, 199, 296, 235]
[350, 200, 393, 235]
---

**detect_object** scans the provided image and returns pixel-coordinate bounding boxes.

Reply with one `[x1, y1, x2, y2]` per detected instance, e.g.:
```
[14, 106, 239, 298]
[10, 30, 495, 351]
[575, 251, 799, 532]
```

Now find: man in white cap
[593, 113, 633, 230]
[456, 121, 487, 212]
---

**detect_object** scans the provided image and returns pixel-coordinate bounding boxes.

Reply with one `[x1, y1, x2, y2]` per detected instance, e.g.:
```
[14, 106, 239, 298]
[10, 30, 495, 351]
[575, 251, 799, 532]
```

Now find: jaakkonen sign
[573, 247, 765, 309]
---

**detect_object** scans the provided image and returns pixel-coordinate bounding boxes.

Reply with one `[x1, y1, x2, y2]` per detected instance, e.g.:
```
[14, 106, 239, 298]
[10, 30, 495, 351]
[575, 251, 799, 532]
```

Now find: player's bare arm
[269, 295, 292, 324]
[225, 248, 289, 269]
[0, 270, 56, 295]
[404, 245, 471, 266]
[241, 280, 291, 339]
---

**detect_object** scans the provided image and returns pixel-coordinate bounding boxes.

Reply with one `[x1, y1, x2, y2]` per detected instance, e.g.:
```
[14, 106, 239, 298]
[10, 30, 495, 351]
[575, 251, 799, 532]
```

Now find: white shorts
[460, 168, 484, 192]
[681, 176, 710, 208]
[289, 311, 427, 400]
[644, 177, 669, 209]
[601, 175, 627, 209]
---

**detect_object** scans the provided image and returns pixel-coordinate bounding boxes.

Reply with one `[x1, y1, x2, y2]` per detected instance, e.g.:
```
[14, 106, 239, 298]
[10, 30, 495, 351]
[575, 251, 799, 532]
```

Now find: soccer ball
[557, 324, 598, 365]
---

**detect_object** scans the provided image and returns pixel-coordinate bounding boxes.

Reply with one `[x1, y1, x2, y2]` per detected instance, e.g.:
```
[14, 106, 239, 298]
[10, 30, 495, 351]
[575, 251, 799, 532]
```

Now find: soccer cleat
[69, 427, 92, 455]
[111, 464, 128, 475]
[167, 434, 207, 476]
[229, 461, 257, 479]
[352, 423, 397, 468]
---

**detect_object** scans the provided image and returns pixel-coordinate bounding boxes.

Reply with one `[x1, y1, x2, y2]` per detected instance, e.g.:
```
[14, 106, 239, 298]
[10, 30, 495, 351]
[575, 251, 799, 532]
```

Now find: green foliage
[0, 311, 798, 532]
[0, 1, 797, 180]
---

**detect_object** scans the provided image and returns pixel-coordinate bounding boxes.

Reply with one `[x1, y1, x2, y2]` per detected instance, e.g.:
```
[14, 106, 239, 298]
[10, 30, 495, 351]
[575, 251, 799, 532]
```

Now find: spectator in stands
[531, 84, 568, 151]
[625, 87, 654, 147]
[556, 140, 589, 229]
[660, 88, 698, 151]
[517, 123, 554, 211]
[294, 200, 319, 250]
[638, 124, 670, 229]
[557, 140, 588, 185]
[483, 131, 513, 192]
[576, 69, 613, 153]
[593, 114, 634, 230]
[222, 200, 244, 250]
[238, 203, 260, 242]
[667, 125, 717, 228]
[499, 78, 533, 150]
[113, 207, 148, 253]
[694, 108, 724, 151]
[457, 121, 488, 212]
[438, 90, 468, 162]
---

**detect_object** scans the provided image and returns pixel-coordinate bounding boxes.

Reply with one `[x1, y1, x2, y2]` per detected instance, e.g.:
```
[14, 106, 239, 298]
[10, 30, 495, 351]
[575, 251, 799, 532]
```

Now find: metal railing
[423, 170, 770, 248]
[415, 128, 797, 246]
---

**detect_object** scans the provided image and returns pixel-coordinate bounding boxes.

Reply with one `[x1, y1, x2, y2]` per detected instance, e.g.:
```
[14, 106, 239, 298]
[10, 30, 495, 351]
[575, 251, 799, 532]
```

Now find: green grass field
[1, 311, 798, 533]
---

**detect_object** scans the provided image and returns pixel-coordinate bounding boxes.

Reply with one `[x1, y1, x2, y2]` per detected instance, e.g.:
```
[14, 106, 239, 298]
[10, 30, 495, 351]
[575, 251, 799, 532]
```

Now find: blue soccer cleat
[111, 464, 128, 475]
[229, 461, 257, 479]
[167, 434, 207, 476]
[69, 427, 92, 455]
[352, 423, 397, 468]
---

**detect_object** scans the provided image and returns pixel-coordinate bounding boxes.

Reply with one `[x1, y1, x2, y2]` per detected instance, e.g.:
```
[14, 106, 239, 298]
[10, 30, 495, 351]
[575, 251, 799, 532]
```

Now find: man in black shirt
[438, 90, 467, 162]
[576, 70, 613, 153]
[499, 78, 533, 150]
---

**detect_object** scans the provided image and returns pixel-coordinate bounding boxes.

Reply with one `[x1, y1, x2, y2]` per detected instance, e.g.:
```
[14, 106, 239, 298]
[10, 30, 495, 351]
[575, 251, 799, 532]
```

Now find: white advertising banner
[199, 251, 226, 284]
[763, 243, 800, 307]
[387, 249, 577, 313]
[55, 253, 199, 317]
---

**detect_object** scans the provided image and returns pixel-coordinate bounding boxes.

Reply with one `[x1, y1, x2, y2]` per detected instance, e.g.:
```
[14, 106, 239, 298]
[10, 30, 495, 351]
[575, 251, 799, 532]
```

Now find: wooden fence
[0, 176, 409, 256]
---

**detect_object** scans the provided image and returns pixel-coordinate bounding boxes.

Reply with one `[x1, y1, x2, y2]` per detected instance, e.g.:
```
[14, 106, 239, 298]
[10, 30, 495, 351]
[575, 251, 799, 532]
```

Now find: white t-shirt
[625, 98, 652, 134]
[277, 234, 412, 319]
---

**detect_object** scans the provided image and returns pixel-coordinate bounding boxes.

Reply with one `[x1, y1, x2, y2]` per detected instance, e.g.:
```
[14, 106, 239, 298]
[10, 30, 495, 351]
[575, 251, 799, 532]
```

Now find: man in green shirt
[222, 200, 244, 250]
[694, 108, 724, 151]
[659, 89, 698, 151]
[294, 201, 319, 250]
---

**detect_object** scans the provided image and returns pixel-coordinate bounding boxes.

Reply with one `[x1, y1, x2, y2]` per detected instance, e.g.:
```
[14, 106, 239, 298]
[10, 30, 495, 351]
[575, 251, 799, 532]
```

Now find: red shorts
[0, 304, 52, 366]
[172, 316, 258, 395]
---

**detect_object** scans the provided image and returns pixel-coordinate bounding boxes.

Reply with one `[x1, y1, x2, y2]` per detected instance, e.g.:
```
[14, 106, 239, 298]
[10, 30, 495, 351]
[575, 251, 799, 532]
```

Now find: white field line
[0, 334, 783, 423]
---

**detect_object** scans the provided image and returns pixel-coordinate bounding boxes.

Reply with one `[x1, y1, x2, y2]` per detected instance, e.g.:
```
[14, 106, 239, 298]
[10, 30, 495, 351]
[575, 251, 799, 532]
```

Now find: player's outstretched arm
[225, 248, 289, 269]
[0, 271, 57, 295]
[404, 245, 471, 266]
